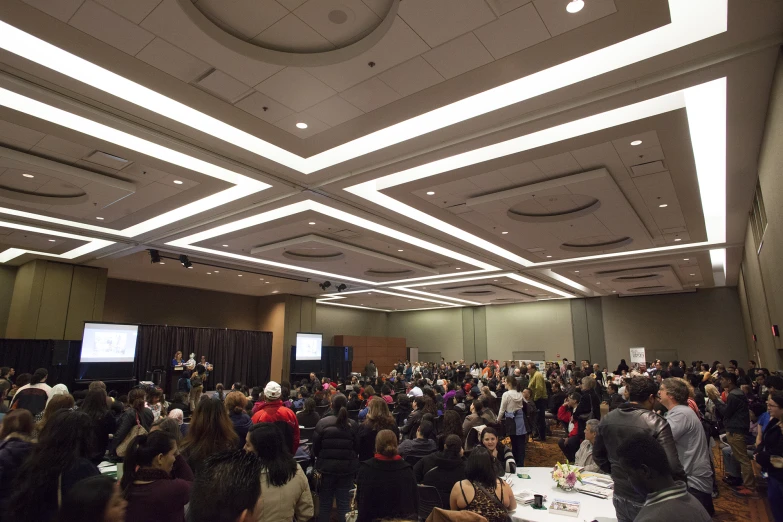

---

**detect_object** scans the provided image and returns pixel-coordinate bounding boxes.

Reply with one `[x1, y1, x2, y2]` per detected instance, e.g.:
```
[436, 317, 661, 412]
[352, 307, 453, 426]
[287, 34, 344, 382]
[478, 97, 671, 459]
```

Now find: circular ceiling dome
[560, 235, 633, 252]
[507, 194, 600, 223]
[282, 248, 344, 262]
[191, 0, 399, 62]
[364, 268, 414, 278]
[627, 285, 669, 293]
[0, 180, 88, 206]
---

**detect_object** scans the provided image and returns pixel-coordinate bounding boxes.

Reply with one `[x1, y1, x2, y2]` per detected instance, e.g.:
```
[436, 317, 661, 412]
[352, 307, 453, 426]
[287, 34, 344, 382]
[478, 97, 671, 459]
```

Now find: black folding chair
[417, 484, 443, 521]
[348, 409, 360, 421]
[404, 454, 423, 466]
[316, 404, 329, 417]
[300, 426, 315, 443]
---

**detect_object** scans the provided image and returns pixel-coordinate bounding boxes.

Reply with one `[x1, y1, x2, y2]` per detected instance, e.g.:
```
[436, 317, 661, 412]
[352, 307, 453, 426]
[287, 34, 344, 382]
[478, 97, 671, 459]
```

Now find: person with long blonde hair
[357, 397, 399, 460]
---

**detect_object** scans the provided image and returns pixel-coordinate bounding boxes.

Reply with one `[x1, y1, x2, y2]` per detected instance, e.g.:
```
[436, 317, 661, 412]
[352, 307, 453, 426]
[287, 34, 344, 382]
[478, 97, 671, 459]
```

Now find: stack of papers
[581, 474, 614, 489]
[514, 490, 546, 505]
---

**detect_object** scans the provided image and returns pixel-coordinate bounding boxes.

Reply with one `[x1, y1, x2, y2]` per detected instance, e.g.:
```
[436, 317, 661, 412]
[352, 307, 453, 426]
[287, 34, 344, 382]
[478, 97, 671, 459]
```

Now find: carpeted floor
[529, 435, 775, 521]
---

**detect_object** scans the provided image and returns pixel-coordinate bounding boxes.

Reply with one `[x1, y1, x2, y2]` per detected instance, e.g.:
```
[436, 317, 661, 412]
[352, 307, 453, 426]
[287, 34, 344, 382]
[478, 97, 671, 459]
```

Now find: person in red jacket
[252, 381, 300, 453]
[557, 392, 582, 463]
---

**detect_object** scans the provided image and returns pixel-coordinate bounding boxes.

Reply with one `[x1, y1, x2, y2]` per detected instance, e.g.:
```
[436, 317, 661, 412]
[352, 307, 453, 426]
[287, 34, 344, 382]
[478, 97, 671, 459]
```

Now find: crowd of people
[0, 356, 781, 522]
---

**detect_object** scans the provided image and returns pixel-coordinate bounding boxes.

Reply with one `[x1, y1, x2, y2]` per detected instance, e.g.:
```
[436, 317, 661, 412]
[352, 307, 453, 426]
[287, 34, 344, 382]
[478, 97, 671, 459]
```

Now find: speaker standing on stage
[171, 351, 184, 367]
[184, 353, 196, 371]
[199, 355, 213, 383]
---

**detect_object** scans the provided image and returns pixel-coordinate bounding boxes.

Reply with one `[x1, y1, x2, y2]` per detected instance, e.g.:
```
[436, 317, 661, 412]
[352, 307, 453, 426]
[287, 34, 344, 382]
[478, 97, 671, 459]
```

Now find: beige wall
[486, 300, 575, 362]
[258, 295, 286, 382]
[0, 265, 16, 338]
[737, 52, 783, 370]
[103, 278, 260, 330]
[315, 305, 388, 345]
[5, 260, 107, 340]
[602, 288, 746, 366]
[388, 308, 464, 362]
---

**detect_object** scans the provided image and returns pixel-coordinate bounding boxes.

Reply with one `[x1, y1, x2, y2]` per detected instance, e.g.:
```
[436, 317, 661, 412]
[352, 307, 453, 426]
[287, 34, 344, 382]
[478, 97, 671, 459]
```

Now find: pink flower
[566, 472, 577, 487]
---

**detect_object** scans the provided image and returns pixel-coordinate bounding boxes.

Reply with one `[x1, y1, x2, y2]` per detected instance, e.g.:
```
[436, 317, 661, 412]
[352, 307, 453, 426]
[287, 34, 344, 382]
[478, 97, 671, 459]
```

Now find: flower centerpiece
[551, 462, 582, 491]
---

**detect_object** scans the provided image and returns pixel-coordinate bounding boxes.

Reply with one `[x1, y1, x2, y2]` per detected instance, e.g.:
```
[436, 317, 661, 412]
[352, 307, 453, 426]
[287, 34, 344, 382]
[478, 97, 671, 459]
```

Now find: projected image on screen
[81, 323, 139, 363]
[296, 333, 323, 361]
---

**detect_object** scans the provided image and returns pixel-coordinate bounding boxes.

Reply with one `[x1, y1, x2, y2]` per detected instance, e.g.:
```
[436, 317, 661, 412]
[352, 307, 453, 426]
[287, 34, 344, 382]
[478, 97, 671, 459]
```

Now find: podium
[168, 365, 184, 398]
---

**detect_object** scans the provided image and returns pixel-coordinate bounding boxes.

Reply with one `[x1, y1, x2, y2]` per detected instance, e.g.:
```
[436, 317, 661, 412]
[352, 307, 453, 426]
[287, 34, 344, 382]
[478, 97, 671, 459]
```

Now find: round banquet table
[508, 467, 617, 522]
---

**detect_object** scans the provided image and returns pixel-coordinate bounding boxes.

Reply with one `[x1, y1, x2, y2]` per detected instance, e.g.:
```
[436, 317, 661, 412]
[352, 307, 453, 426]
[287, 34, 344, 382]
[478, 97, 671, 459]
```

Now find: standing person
[171, 351, 184, 367]
[707, 371, 756, 497]
[8, 410, 100, 521]
[754, 392, 783, 522]
[252, 381, 300, 453]
[180, 398, 238, 475]
[80, 388, 117, 463]
[498, 375, 527, 466]
[364, 360, 377, 378]
[356, 429, 418, 522]
[226, 391, 253, 450]
[312, 394, 359, 522]
[198, 356, 213, 385]
[659, 378, 714, 514]
[111, 388, 154, 457]
[357, 397, 399, 461]
[244, 424, 314, 522]
[528, 364, 548, 441]
[122, 431, 193, 522]
[593, 376, 685, 522]
[0, 410, 34, 515]
[616, 433, 711, 522]
[9, 367, 52, 416]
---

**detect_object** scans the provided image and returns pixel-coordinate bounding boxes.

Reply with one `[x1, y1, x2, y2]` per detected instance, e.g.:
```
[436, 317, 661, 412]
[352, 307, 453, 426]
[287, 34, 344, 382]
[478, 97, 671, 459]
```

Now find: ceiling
[0, 0, 780, 312]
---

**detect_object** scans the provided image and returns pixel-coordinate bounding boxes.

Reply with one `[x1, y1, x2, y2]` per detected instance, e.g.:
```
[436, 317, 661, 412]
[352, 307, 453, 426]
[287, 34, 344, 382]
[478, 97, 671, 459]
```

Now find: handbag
[116, 412, 147, 457]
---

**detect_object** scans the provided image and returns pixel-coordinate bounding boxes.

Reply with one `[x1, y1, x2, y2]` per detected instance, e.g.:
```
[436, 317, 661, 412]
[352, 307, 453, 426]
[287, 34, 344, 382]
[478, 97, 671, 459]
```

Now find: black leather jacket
[593, 403, 685, 503]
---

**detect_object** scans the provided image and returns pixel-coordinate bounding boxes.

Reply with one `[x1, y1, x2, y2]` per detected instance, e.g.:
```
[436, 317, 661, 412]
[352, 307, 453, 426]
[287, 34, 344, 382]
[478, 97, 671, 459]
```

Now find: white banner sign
[630, 347, 646, 364]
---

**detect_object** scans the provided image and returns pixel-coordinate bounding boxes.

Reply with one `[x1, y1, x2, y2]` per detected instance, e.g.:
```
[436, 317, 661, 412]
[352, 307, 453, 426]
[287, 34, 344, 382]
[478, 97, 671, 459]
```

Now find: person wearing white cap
[251, 381, 300, 453]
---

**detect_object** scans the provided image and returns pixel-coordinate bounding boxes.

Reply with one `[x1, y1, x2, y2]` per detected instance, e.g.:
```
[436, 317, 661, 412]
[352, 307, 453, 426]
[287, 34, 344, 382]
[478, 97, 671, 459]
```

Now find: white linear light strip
[0, 88, 270, 237]
[373, 269, 492, 286]
[167, 199, 499, 284]
[391, 287, 482, 305]
[316, 300, 457, 313]
[394, 271, 574, 299]
[318, 288, 462, 308]
[0, 220, 113, 263]
[0, 1, 726, 174]
[710, 248, 726, 284]
[347, 79, 727, 272]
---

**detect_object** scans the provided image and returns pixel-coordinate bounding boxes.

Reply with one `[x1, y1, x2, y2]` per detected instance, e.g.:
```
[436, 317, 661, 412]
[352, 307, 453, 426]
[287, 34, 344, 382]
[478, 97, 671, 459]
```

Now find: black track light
[319, 281, 332, 291]
[179, 254, 193, 269]
[149, 249, 161, 264]
[336, 284, 347, 292]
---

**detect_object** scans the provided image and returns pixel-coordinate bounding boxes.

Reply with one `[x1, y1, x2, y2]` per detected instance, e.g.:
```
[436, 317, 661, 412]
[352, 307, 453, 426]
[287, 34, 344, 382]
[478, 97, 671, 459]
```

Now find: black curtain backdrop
[135, 325, 272, 389]
[0, 325, 272, 392]
[0, 339, 80, 388]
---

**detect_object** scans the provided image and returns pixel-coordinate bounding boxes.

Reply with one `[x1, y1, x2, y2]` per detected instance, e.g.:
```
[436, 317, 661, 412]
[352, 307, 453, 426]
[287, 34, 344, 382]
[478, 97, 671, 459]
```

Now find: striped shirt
[635, 481, 711, 522]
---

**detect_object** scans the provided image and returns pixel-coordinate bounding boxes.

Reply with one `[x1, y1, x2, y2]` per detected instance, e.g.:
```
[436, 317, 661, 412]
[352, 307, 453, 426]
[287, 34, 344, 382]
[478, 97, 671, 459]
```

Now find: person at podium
[171, 351, 184, 367]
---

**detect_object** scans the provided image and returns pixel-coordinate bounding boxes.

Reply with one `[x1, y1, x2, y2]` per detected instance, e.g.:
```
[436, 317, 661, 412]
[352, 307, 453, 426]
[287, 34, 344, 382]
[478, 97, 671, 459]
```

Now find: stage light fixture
[149, 249, 161, 264]
[336, 284, 347, 292]
[319, 281, 332, 291]
[179, 254, 192, 269]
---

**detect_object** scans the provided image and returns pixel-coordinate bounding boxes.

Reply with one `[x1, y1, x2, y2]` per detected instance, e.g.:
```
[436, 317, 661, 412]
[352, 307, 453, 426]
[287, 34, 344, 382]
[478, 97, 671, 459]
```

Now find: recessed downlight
[566, 0, 584, 13]
[214, 270, 219, 273]
[159, 262, 165, 265]
[546, 255, 552, 258]
[264, 281, 269, 284]
[308, 222, 316, 225]
[455, 267, 461, 270]
[296, 122, 308, 129]
[674, 238, 682, 242]
[695, 284, 700, 287]
[683, 258, 690, 261]
[574, 270, 580, 273]
[222, 244, 228, 247]
[501, 231, 508, 235]
[22, 173, 34, 178]
[96, 217, 104, 220]
[238, 274, 243, 277]
[48, 239, 55, 242]
[630, 140, 643, 146]
[426, 191, 435, 196]
[272, 290, 279, 293]
[690, 273, 696, 276]
[206, 272, 211, 274]
[398, 249, 404, 252]
[658, 204, 668, 208]
[173, 180, 183, 185]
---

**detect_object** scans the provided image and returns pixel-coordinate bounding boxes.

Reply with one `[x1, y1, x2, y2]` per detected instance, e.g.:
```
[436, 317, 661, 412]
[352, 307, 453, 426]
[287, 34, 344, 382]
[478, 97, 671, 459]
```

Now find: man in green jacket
[528, 363, 548, 441]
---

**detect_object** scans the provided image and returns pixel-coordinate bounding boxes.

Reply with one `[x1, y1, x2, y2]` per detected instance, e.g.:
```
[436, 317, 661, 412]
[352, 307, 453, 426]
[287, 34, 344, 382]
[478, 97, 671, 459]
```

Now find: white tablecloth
[509, 467, 617, 522]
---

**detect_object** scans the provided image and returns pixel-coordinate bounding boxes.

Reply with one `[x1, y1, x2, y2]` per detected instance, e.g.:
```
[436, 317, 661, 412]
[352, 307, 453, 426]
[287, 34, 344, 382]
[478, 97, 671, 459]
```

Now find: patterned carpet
[528, 435, 775, 521]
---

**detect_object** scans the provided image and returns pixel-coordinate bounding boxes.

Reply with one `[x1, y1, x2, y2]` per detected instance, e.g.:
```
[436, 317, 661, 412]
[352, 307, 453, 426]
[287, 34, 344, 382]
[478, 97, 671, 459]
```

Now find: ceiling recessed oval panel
[612, 274, 660, 282]
[560, 236, 633, 252]
[507, 194, 601, 223]
[627, 285, 670, 293]
[460, 290, 496, 296]
[282, 248, 345, 262]
[0, 186, 88, 206]
[364, 268, 414, 278]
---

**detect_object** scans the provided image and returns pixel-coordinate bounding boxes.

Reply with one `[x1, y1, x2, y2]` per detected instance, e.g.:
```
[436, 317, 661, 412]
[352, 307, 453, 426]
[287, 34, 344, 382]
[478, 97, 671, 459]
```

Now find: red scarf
[374, 453, 402, 461]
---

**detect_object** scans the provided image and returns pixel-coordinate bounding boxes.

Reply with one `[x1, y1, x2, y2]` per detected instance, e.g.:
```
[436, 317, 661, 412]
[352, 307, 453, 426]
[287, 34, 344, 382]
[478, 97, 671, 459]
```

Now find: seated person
[449, 447, 516, 522]
[479, 427, 516, 476]
[414, 434, 466, 508]
[557, 392, 582, 463]
[398, 419, 437, 459]
[296, 398, 321, 429]
[462, 399, 496, 437]
[574, 419, 600, 472]
[617, 432, 710, 522]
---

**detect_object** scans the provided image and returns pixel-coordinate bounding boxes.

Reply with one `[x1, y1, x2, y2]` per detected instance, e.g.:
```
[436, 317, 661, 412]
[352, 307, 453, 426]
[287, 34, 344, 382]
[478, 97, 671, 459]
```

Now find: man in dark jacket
[709, 371, 755, 496]
[593, 376, 685, 522]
